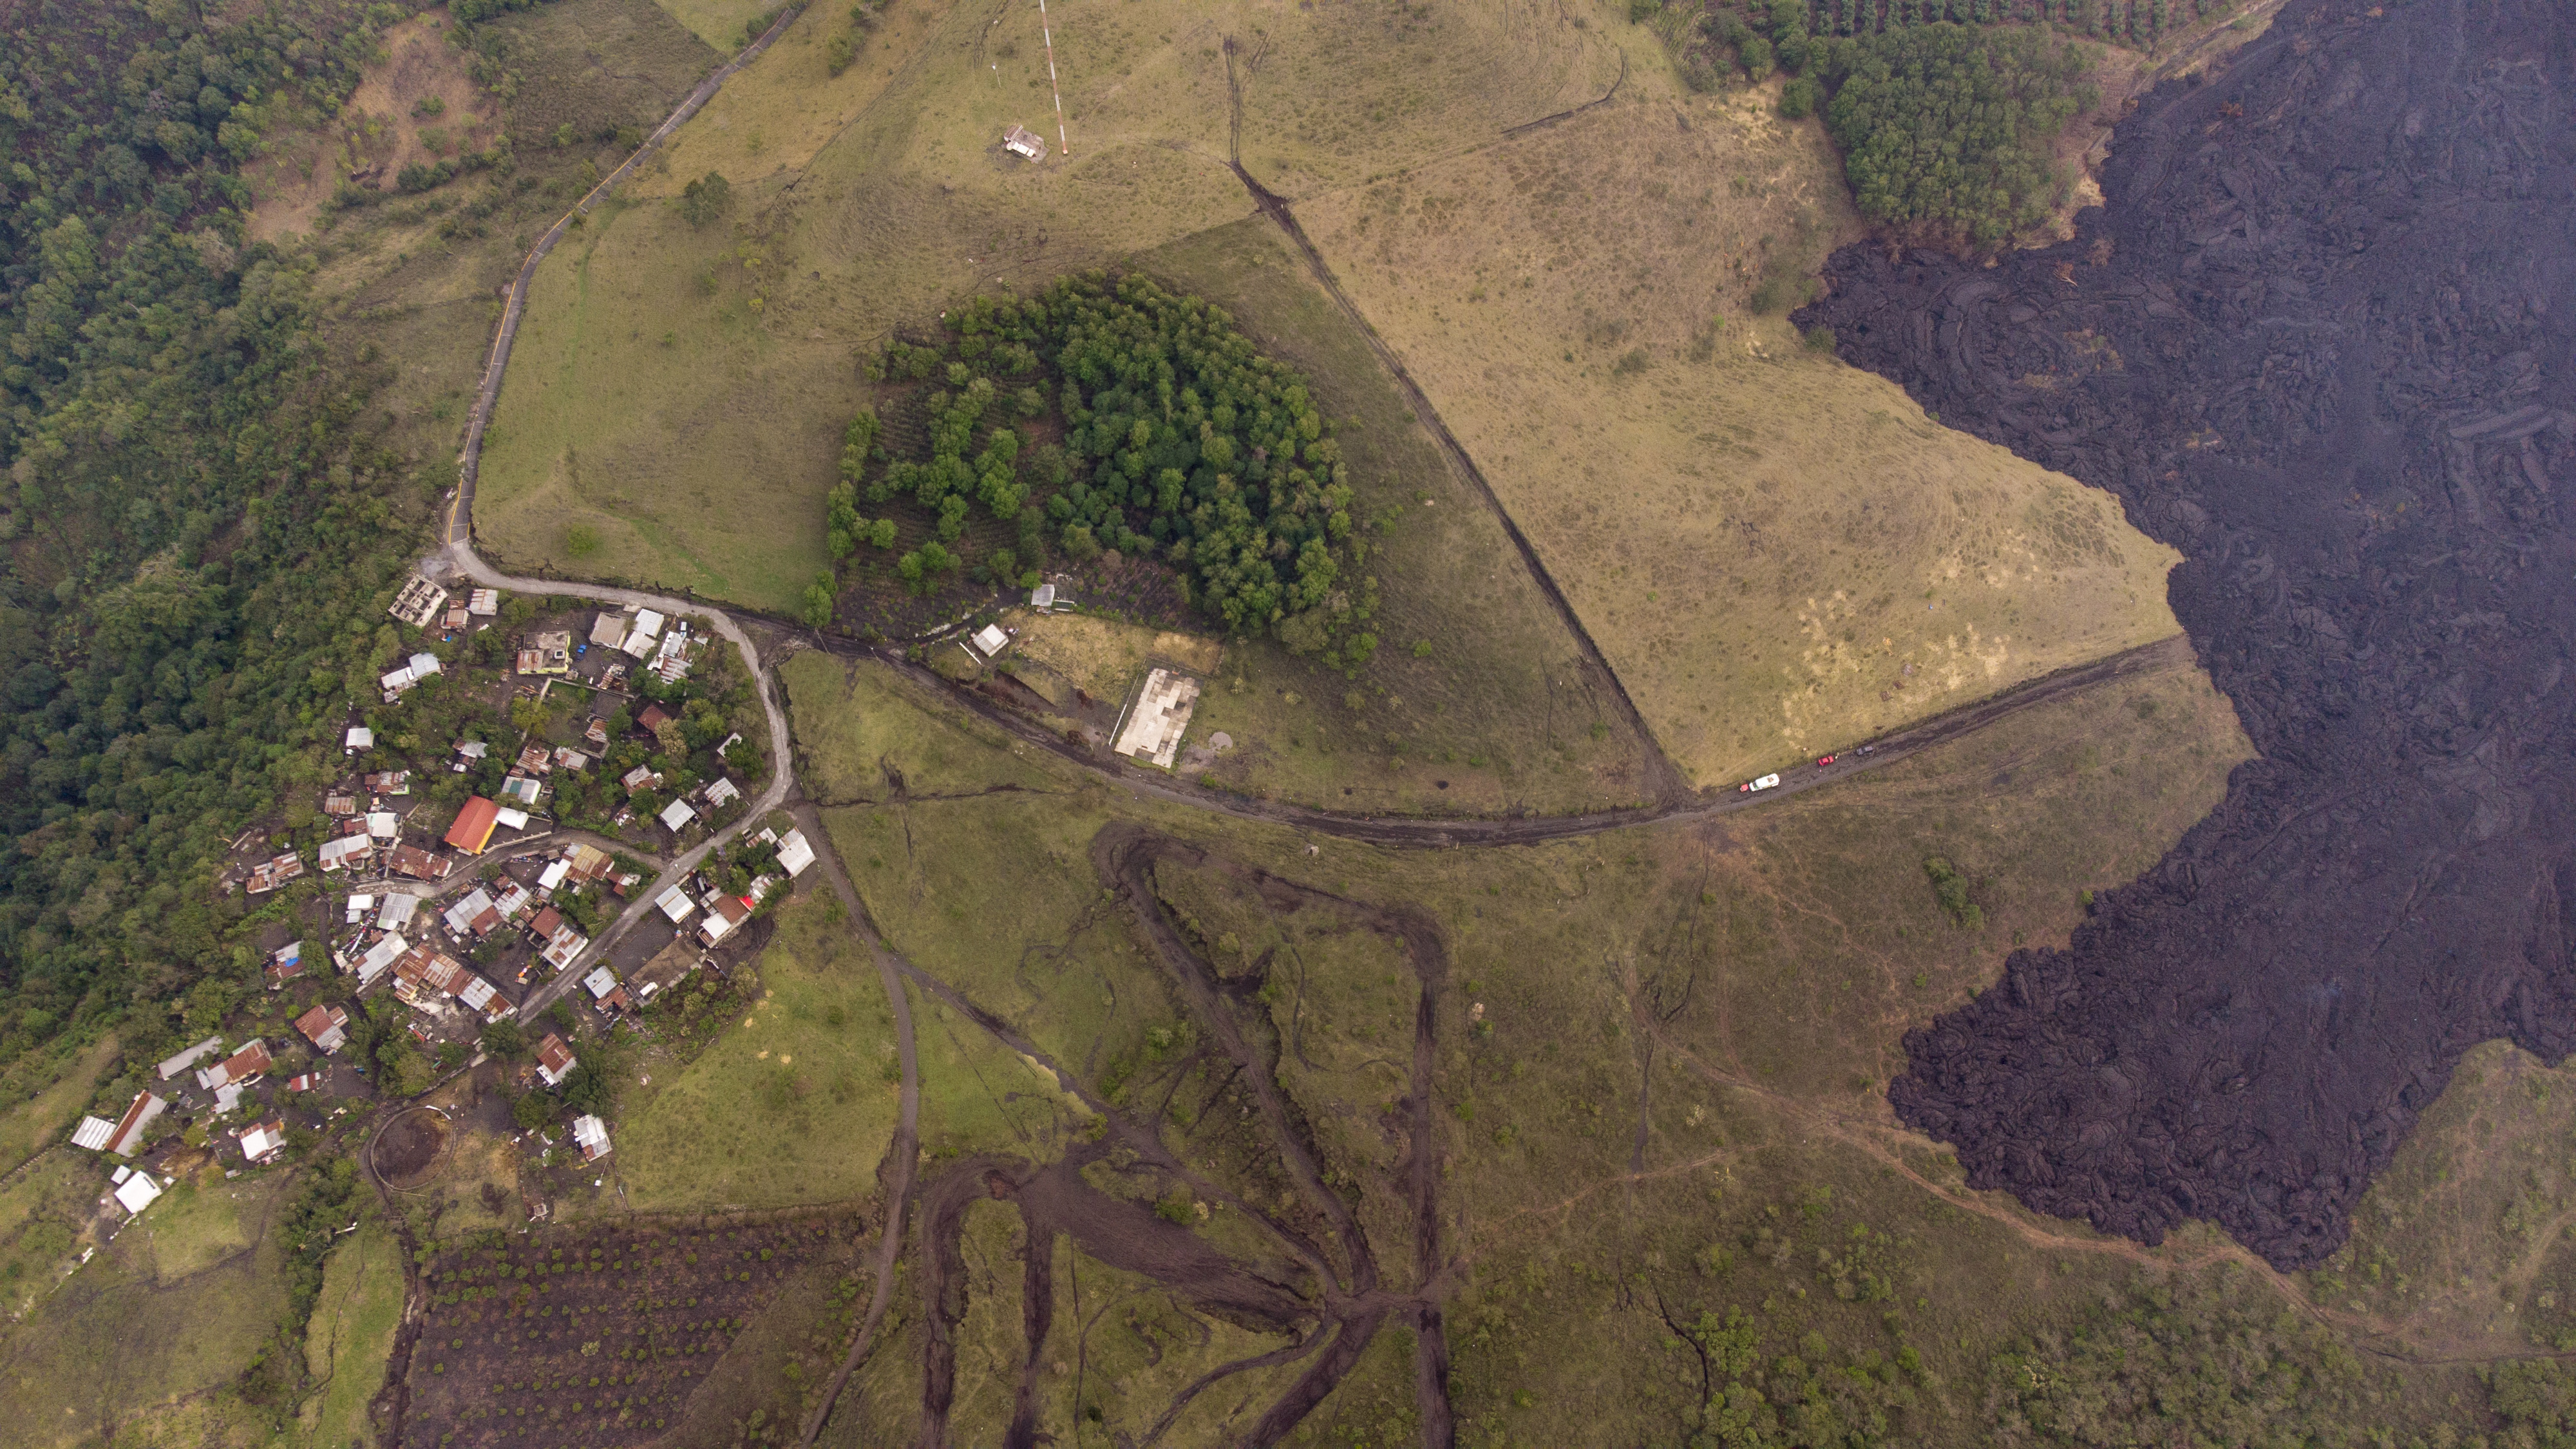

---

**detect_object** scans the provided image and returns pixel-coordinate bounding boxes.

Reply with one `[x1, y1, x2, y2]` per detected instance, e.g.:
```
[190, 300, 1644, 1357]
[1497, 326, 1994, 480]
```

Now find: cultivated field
[1293, 89, 2183, 787]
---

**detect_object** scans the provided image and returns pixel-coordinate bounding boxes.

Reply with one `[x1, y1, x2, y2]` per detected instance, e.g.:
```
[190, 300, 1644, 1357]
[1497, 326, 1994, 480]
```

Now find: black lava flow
[1798, 0, 2576, 1269]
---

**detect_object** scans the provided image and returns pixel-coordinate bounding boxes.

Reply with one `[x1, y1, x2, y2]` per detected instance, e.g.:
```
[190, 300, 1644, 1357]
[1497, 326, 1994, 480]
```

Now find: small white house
[656, 886, 696, 925]
[971, 623, 1010, 658]
[572, 1115, 613, 1162]
[658, 799, 697, 833]
[1003, 124, 1046, 161]
[345, 726, 374, 753]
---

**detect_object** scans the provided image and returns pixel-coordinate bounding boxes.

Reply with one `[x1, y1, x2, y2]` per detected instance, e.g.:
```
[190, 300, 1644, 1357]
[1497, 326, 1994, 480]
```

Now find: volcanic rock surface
[1800, 0, 2576, 1268]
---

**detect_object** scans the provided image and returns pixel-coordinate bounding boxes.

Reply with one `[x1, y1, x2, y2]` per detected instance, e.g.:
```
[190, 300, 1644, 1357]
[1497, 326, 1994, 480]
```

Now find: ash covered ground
[1801, 0, 2576, 1268]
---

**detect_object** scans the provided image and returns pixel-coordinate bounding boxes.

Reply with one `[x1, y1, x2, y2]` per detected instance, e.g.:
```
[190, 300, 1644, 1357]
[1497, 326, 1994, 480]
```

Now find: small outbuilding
[1003, 124, 1047, 160]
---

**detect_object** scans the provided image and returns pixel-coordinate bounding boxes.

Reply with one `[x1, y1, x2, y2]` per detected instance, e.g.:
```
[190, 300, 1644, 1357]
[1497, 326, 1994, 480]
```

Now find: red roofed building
[444, 796, 500, 854]
[196, 1039, 272, 1092]
[535, 1033, 576, 1088]
[296, 1003, 350, 1054]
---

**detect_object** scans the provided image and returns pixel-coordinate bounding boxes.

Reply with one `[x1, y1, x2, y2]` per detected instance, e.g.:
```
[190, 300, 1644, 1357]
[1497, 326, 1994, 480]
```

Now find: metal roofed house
[589, 610, 629, 651]
[516, 744, 554, 775]
[113, 1171, 164, 1217]
[355, 932, 409, 988]
[658, 799, 697, 834]
[444, 796, 501, 854]
[378, 893, 420, 931]
[703, 777, 741, 808]
[697, 893, 750, 947]
[444, 887, 503, 938]
[498, 775, 544, 808]
[536, 859, 570, 894]
[571, 1114, 612, 1162]
[554, 747, 589, 773]
[76, 1091, 167, 1156]
[388, 844, 448, 882]
[389, 575, 448, 629]
[265, 941, 307, 989]
[366, 811, 400, 841]
[655, 886, 696, 925]
[317, 835, 372, 874]
[1111, 668, 1202, 770]
[494, 806, 531, 831]
[469, 589, 500, 616]
[636, 703, 674, 735]
[323, 792, 359, 817]
[345, 893, 374, 925]
[296, 1002, 350, 1054]
[1030, 582, 1057, 610]
[621, 764, 660, 795]
[491, 883, 535, 923]
[582, 967, 631, 1012]
[971, 622, 1010, 658]
[344, 726, 374, 754]
[247, 852, 305, 893]
[366, 770, 412, 796]
[540, 923, 589, 973]
[196, 1039, 272, 1092]
[1003, 124, 1046, 160]
[621, 609, 665, 658]
[157, 1036, 224, 1081]
[775, 828, 816, 878]
[238, 1119, 289, 1165]
[584, 717, 610, 752]
[444, 602, 469, 631]
[535, 1033, 576, 1087]
[528, 906, 562, 940]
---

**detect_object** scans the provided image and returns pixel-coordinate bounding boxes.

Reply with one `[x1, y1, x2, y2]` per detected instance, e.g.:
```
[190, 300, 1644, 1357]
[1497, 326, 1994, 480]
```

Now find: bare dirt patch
[245, 10, 502, 243]
[374, 1108, 453, 1189]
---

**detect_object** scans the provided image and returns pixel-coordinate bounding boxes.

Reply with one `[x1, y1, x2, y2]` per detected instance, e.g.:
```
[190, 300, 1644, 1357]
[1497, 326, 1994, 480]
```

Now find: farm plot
[393, 1217, 836, 1448]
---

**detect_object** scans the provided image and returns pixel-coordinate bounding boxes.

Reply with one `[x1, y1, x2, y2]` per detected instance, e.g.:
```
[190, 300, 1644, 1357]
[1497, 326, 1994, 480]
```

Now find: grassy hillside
[1293, 88, 2183, 788]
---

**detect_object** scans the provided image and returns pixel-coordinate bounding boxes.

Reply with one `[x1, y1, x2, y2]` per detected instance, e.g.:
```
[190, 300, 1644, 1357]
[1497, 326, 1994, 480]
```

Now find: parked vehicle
[1815, 755, 1837, 766]
[1739, 773, 1782, 793]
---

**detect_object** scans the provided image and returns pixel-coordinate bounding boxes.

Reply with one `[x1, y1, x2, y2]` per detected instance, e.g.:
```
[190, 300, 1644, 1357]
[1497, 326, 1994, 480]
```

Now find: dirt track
[1801, 0, 2576, 1269]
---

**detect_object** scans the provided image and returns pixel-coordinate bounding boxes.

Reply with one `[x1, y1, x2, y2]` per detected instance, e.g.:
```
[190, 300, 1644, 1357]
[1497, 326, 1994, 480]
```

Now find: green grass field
[772, 606, 2499, 1445]
[618, 890, 906, 1209]
[296, 1209, 404, 1449]
[0, 1178, 289, 1449]
[0, 1036, 118, 1176]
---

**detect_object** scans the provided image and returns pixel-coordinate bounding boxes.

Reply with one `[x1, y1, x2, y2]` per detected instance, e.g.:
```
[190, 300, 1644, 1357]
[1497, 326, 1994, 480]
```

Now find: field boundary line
[449, 3, 804, 544]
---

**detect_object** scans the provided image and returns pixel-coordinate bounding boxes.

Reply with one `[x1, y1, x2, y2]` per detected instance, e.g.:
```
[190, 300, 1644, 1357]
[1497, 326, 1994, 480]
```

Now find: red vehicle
[1815, 754, 1837, 766]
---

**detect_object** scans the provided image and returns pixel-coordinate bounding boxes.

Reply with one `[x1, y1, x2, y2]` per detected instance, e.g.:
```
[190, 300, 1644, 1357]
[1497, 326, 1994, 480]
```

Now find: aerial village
[53, 573, 816, 1236]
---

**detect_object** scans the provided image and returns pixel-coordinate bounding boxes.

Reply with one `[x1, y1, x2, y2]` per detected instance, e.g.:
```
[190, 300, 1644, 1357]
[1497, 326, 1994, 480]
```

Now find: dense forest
[1693, 3, 2101, 245]
[826, 274, 1381, 669]
[0, 1, 440, 1087]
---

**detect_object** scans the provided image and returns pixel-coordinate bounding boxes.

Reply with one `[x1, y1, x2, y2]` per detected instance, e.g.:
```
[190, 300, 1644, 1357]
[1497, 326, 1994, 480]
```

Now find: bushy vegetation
[1984, 1272, 2424, 1447]
[0, 0, 446, 1081]
[830, 274, 1381, 668]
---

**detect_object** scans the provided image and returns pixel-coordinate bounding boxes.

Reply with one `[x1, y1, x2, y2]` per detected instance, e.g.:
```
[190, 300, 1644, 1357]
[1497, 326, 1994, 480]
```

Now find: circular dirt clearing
[374, 1108, 451, 1188]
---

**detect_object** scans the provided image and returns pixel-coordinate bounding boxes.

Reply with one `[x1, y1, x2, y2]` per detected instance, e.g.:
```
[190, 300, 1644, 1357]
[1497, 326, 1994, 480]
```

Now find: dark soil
[1799, 0, 2576, 1269]
[394, 1216, 835, 1448]
[374, 1108, 451, 1188]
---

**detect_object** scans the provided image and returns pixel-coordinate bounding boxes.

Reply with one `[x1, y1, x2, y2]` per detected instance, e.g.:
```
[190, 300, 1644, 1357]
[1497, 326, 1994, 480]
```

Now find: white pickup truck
[1738, 773, 1781, 793]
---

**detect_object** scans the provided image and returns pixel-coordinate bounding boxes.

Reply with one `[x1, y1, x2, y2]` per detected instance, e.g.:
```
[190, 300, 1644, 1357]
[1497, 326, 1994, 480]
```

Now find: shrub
[1922, 855, 1983, 930]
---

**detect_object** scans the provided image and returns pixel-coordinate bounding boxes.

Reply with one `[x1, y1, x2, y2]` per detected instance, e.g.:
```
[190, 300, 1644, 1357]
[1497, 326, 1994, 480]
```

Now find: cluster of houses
[650, 826, 816, 960]
[67, 1000, 364, 1220]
